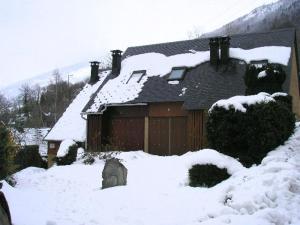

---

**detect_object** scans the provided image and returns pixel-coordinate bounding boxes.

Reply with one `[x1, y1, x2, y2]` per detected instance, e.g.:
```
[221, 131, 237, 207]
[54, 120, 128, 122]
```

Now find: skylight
[127, 70, 146, 84]
[168, 67, 186, 80]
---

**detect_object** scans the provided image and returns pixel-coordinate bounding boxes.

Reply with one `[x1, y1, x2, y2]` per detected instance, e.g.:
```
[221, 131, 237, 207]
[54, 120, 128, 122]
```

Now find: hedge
[207, 98, 295, 167]
[56, 144, 78, 165]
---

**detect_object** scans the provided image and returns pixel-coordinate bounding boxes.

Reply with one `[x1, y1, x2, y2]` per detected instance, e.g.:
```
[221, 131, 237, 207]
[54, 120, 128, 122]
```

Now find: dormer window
[127, 70, 146, 84]
[168, 67, 186, 81]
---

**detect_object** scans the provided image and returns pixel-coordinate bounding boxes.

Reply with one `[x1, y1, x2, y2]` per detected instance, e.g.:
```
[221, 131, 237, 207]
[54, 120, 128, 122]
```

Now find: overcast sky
[0, 0, 279, 88]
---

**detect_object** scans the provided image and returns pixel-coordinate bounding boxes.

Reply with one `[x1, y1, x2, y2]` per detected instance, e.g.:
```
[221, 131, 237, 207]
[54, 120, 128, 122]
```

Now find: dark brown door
[149, 117, 169, 155]
[109, 117, 144, 150]
[87, 115, 102, 152]
[149, 117, 187, 156]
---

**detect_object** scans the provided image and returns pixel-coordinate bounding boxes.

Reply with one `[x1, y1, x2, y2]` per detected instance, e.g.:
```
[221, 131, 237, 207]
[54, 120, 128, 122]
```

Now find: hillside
[204, 0, 300, 37]
[2, 123, 300, 225]
[0, 62, 90, 99]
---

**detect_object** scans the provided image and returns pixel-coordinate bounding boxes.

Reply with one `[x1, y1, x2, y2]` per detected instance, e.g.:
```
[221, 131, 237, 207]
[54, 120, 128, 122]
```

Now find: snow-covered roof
[44, 70, 110, 142]
[12, 128, 50, 156]
[83, 28, 294, 113]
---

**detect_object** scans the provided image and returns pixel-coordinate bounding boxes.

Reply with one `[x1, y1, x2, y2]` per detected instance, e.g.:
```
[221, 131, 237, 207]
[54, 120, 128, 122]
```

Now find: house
[46, 28, 300, 160]
[44, 67, 111, 165]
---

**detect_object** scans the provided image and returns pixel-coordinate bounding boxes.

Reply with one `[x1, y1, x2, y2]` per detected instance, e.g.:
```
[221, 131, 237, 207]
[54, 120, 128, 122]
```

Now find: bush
[207, 99, 295, 167]
[15, 145, 47, 170]
[244, 63, 286, 95]
[189, 164, 230, 187]
[0, 124, 18, 179]
[56, 144, 78, 165]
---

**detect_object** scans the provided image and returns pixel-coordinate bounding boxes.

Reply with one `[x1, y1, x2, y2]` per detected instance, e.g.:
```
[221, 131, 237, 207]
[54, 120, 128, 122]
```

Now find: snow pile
[2, 123, 300, 225]
[87, 46, 290, 112]
[12, 128, 50, 156]
[209, 92, 275, 113]
[45, 70, 110, 142]
[182, 149, 244, 175]
[56, 139, 76, 157]
[257, 70, 267, 78]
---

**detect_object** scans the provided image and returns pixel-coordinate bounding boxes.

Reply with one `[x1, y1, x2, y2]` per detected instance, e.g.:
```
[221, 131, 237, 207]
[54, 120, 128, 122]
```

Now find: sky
[0, 0, 279, 88]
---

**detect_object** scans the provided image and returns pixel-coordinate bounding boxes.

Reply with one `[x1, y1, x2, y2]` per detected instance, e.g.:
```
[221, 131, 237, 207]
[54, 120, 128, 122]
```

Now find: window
[168, 67, 186, 80]
[127, 70, 146, 84]
[49, 143, 55, 149]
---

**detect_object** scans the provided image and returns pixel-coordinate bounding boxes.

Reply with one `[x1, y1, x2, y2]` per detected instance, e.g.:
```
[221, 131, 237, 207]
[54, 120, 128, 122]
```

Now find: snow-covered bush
[189, 164, 230, 187]
[207, 93, 295, 167]
[56, 140, 78, 166]
[244, 63, 286, 95]
[15, 145, 47, 170]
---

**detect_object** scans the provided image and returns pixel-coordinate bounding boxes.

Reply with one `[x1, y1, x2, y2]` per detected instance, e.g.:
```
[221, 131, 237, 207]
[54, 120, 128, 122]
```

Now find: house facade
[46, 28, 300, 159]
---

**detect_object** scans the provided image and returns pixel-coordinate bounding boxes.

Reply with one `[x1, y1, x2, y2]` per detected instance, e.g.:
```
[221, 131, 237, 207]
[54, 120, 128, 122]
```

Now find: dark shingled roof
[83, 28, 296, 113]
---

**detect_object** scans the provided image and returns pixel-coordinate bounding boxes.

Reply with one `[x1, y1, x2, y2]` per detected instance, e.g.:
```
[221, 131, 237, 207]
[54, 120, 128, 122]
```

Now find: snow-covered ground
[2, 123, 300, 225]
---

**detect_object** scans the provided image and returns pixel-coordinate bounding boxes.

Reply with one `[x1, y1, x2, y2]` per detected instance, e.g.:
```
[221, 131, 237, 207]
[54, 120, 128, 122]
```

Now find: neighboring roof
[44, 70, 110, 142]
[11, 128, 50, 156]
[83, 28, 295, 113]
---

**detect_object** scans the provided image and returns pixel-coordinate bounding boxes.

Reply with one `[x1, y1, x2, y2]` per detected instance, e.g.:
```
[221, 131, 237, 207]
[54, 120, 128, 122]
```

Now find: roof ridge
[125, 27, 296, 51]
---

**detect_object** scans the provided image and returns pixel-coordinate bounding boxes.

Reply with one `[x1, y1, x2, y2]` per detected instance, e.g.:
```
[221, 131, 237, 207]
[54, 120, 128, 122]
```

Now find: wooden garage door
[148, 117, 169, 155]
[149, 117, 187, 156]
[109, 117, 144, 150]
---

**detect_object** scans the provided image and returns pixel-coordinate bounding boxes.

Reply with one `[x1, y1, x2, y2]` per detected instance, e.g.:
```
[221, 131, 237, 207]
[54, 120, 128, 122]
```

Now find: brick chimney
[89, 61, 100, 85]
[220, 36, 231, 64]
[209, 37, 219, 65]
[111, 50, 122, 76]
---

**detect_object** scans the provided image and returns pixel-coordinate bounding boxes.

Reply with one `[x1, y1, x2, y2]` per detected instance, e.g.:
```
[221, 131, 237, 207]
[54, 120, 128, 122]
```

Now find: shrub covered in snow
[207, 93, 295, 167]
[244, 63, 286, 95]
[189, 164, 230, 187]
[56, 140, 78, 166]
[15, 145, 47, 170]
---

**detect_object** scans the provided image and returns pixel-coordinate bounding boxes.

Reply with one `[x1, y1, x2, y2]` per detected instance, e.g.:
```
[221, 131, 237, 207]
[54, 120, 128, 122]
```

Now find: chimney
[209, 37, 220, 65]
[89, 61, 100, 85]
[111, 49, 122, 76]
[220, 36, 231, 64]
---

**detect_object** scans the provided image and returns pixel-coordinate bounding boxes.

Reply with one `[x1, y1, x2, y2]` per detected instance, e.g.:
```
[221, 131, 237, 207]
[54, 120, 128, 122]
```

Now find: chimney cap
[90, 61, 100, 66]
[220, 36, 231, 43]
[111, 49, 123, 54]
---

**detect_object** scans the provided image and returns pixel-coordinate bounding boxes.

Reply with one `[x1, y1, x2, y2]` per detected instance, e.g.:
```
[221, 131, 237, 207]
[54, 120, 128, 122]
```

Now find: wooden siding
[47, 141, 61, 155]
[187, 110, 203, 150]
[87, 114, 102, 152]
[149, 102, 188, 117]
[170, 117, 188, 155]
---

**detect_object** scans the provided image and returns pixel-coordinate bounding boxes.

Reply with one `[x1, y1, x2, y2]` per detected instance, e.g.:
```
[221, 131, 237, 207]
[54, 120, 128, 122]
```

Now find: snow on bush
[209, 92, 274, 113]
[57, 139, 76, 158]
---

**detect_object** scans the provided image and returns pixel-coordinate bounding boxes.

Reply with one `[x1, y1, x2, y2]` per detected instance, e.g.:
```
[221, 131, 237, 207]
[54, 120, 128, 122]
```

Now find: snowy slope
[204, 0, 300, 37]
[0, 62, 90, 99]
[2, 123, 300, 225]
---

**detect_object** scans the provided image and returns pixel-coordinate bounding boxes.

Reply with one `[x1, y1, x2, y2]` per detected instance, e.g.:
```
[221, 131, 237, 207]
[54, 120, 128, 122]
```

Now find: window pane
[128, 72, 144, 84]
[169, 69, 185, 80]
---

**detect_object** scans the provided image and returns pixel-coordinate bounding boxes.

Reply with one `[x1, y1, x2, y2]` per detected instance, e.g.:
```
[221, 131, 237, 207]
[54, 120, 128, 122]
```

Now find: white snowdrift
[2, 123, 300, 225]
[56, 139, 76, 157]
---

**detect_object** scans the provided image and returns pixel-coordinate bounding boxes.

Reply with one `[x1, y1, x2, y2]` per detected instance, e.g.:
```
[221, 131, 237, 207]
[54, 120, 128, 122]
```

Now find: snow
[209, 92, 275, 113]
[76, 147, 85, 160]
[230, 46, 291, 65]
[44, 70, 110, 142]
[179, 87, 187, 96]
[2, 123, 300, 225]
[257, 70, 267, 78]
[56, 139, 76, 157]
[12, 128, 50, 156]
[271, 92, 288, 97]
[168, 80, 180, 85]
[87, 46, 290, 112]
